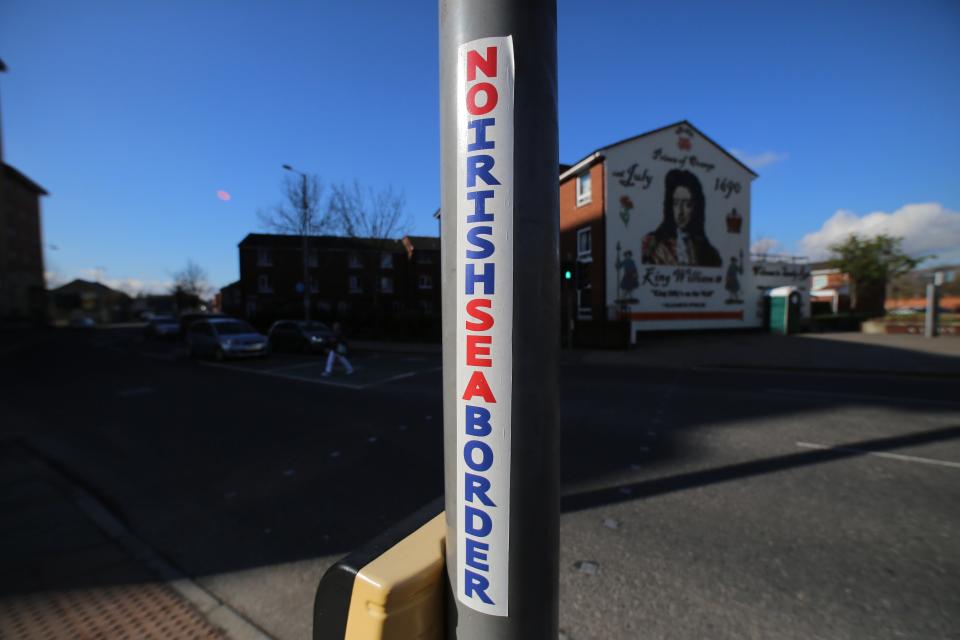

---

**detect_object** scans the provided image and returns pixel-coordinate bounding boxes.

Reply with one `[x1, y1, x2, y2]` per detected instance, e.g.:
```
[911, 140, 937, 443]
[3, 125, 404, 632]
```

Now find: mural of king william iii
[641, 169, 722, 267]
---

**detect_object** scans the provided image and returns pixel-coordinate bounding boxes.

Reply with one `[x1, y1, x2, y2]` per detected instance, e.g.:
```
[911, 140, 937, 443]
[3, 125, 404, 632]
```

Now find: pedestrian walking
[322, 322, 354, 376]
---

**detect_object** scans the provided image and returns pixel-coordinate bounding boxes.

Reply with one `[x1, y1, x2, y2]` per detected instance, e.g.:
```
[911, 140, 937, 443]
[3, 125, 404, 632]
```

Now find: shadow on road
[561, 423, 960, 513]
[1, 327, 958, 599]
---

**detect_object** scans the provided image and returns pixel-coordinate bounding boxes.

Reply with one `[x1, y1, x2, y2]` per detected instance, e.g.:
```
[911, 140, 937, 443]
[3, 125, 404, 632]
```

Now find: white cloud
[104, 278, 174, 296]
[45, 270, 66, 288]
[78, 267, 105, 281]
[730, 149, 789, 169]
[800, 202, 960, 261]
[751, 237, 784, 255]
[75, 268, 172, 295]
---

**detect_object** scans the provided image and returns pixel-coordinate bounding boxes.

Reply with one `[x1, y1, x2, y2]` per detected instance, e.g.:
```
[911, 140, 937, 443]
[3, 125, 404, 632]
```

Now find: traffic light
[561, 262, 573, 282]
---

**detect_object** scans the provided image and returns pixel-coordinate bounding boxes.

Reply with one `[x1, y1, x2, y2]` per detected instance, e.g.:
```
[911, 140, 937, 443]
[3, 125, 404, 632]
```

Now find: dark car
[267, 320, 340, 354]
[143, 314, 180, 339]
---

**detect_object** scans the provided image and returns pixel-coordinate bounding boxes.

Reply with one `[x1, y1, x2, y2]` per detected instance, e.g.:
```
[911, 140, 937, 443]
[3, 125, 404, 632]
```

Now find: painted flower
[678, 137, 692, 150]
[619, 195, 634, 210]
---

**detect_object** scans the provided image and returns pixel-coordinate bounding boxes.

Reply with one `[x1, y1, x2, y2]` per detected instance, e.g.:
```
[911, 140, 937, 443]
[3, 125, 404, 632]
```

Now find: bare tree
[171, 260, 209, 312]
[258, 172, 329, 322]
[328, 181, 411, 319]
[328, 180, 410, 241]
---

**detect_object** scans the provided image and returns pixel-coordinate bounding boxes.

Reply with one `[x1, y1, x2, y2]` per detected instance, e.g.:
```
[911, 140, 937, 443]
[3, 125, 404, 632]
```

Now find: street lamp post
[282, 164, 312, 324]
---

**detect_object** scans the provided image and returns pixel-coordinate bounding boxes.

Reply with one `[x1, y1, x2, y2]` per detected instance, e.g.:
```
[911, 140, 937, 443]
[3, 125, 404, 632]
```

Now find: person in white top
[322, 322, 354, 376]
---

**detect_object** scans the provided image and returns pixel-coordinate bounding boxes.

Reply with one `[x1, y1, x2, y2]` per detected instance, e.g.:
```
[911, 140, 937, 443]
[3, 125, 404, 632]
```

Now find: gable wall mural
[603, 124, 760, 331]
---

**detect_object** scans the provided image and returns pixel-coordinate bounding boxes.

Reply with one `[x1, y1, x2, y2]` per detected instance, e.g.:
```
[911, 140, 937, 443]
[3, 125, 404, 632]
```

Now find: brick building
[1, 59, 48, 323]
[231, 233, 441, 339]
[809, 263, 851, 314]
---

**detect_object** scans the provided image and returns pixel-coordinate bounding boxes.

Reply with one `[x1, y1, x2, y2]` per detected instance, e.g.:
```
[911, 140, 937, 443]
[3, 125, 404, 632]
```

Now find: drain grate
[0, 582, 227, 639]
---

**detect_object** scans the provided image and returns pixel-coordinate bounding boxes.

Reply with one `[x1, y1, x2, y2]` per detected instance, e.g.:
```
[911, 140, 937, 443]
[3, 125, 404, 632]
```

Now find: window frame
[379, 275, 394, 294]
[576, 227, 592, 261]
[257, 274, 273, 293]
[575, 171, 592, 206]
[348, 275, 363, 294]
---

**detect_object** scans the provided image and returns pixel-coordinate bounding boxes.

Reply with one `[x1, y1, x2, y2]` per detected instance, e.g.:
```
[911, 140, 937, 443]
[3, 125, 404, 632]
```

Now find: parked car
[144, 314, 180, 338]
[186, 318, 268, 361]
[178, 312, 232, 339]
[69, 315, 95, 328]
[267, 320, 340, 354]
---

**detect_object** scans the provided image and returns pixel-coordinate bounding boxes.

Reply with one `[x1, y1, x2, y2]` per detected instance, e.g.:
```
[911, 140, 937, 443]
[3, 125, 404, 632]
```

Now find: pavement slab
[0, 442, 264, 640]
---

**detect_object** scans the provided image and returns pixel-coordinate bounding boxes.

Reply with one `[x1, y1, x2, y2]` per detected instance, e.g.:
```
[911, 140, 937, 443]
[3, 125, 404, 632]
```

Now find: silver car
[187, 318, 268, 361]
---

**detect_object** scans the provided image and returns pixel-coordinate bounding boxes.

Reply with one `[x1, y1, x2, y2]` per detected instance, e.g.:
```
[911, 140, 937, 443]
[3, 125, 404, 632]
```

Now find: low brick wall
[862, 320, 958, 336]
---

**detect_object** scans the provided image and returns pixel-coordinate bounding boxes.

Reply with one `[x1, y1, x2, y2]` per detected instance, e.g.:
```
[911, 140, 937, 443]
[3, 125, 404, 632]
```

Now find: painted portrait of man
[641, 169, 722, 267]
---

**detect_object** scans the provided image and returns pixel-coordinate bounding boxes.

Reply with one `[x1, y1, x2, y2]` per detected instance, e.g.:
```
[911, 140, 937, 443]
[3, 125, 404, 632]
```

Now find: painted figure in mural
[725, 250, 744, 303]
[641, 169, 722, 267]
[619, 195, 634, 227]
[617, 249, 639, 297]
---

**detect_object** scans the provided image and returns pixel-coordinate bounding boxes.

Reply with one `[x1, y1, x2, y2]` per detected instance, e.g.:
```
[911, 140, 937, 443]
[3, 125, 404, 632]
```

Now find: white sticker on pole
[456, 34, 514, 617]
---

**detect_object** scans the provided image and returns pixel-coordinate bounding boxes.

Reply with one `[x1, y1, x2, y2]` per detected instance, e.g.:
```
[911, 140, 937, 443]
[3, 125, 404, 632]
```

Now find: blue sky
[2, 0, 959, 292]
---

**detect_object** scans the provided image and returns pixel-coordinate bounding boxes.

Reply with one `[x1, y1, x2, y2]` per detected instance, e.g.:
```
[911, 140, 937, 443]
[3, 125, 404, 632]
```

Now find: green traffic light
[564, 270, 572, 280]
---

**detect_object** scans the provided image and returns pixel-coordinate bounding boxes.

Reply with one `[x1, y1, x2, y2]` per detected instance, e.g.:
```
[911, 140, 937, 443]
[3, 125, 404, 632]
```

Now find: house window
[257, 249, 273, 266]
[349, 275, 363, 294]
[420, 300, 434, 314]
[576, 259, 592, 320]
[576, 171, 592, 206]
[307, 250, 319, 268]
[416, 252, 434, 264]
[577, 227, 592, 260]
[379, 276, 394, 293]
[309, 277, 319, 293]
[380, 252, 394, 269]
[337, 300, 351, 315]
[257, 274, 272, 293]
[349, 252, 363, 269]
[577, 286, 593, 319]
[418, 274, 433, 290]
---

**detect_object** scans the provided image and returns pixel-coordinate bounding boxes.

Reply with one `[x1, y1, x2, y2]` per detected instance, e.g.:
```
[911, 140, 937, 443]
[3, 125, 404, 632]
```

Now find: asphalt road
[2, 328, 958, 639]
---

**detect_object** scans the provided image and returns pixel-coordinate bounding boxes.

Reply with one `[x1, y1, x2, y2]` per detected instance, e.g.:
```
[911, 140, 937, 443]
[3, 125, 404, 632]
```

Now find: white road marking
[199, 359, 441, 390]
[363, 366, 443, 388]
[199, 361, 365, 389]
[117, 386, 156, 398]
[263, 360, 331, 373]
[139, 351, 178, 361]
[796, 441, 960, 469]
[767, 388, 960, 407]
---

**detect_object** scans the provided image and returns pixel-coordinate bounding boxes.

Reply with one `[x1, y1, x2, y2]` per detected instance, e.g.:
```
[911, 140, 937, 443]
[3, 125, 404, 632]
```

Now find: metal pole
[924, 282, 937, 338]
[301, 173, 312, 324]
[440, 1, 559, 638]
